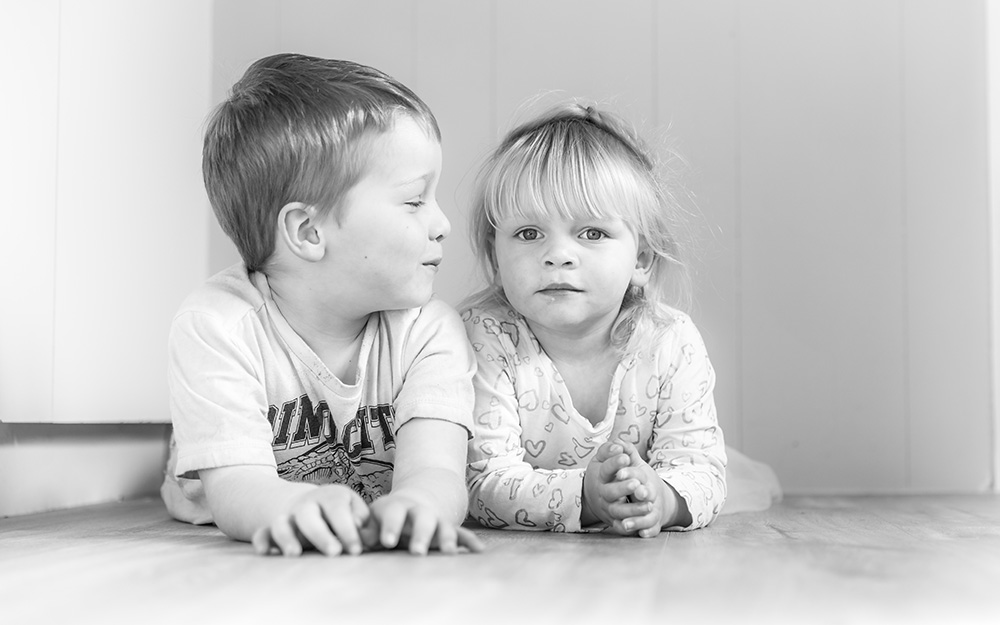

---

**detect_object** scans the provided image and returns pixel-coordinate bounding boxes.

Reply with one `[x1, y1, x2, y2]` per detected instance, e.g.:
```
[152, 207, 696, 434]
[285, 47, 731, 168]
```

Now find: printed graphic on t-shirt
[267, 395, 396, 502]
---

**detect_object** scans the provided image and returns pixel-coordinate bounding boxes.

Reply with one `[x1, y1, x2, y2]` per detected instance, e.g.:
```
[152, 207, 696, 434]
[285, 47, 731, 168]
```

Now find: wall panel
[494, 0, 655, 130]
[903, 0, 991, 491]
[739, 0, 907, 492]
[415, 1, 495, 307]
[203, 0, 994, 493]
[50, 0, 210, 422]
[656, 0, 741, 447]
[0, 1, 59, 423]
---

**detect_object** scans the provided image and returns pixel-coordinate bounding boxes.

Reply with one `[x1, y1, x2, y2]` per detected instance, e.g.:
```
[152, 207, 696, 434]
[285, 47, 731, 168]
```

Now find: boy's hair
[466, 102, 692, 355]
[203, 53, 441, 272]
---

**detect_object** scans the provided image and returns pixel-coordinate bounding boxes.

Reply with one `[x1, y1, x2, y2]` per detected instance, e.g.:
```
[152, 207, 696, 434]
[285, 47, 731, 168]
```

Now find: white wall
[0, 1, 990, 519]
[210, 0, 993, 495]
[0, 0, 212, 516]
[1, 0, 211, 424]
[990, 0, 1000, 490]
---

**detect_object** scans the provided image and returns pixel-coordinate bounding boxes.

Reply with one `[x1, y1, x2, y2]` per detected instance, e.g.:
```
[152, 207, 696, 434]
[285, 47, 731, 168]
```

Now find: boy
[161, 53, 482, 557]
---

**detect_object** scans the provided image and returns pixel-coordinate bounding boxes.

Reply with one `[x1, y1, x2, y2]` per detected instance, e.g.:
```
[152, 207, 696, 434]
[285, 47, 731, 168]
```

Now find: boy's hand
[367, 490, 484, 555]
[582, 442, 650, 529]
[608, 441, 690, 538]
[252, 484, 370, 557]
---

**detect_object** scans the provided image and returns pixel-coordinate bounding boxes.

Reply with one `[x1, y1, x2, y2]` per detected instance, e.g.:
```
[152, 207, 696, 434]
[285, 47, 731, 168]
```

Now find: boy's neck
[264, 269, 371, 381]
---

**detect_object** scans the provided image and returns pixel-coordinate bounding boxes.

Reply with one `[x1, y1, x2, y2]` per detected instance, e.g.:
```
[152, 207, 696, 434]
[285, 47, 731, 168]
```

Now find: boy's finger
[350, 492, 371, 526]
[269, 515, 303, 556]
[376, 502, 407, 549]
[433, 522, 459, 555]
[295, 505, 344, 556]
[455, 527, 486, 553]
[406, 508, 437, 555]
[318, 501, 362, 555]
[251, 527, 275, 555]
[358, 516, 381, 550]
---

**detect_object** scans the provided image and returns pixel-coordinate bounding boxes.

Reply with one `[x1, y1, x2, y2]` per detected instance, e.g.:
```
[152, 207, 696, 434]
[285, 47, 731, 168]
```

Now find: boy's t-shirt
[161, 263, 475, 524]
[463, 302, 727, 533]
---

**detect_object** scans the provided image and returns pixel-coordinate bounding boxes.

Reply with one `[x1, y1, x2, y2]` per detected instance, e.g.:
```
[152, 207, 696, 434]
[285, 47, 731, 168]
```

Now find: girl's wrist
[660, 479, 691, 528]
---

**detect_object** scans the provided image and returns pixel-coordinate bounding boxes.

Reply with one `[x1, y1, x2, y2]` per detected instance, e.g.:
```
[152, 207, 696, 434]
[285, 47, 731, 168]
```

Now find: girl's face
[493, 211, 651, 341]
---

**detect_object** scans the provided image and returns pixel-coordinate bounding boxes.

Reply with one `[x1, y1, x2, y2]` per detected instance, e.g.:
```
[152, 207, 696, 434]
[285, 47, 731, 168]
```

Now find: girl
[462, 103, 777, 537]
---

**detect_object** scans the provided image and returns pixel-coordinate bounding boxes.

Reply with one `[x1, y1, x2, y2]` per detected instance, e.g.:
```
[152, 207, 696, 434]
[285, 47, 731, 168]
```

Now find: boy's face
[319, 115, 448, 313]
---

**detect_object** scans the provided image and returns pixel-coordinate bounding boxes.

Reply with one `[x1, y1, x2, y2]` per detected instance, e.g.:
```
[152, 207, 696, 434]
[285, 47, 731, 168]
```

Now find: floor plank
[1, 496, 998, 624]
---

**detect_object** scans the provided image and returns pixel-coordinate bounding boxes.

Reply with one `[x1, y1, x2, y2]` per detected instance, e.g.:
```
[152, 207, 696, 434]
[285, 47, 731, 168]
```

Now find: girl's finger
[598, 453, 630, 482]
[607, 499, 654, 520]
[594, 442, 624, 462]
[619, 508, 661, 534]
[599, 478, 641, 502]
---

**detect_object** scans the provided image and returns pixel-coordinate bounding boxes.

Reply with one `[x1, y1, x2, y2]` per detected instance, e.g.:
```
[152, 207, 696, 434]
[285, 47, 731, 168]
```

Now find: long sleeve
[644, 315, 728, 529]
[464, 310, 588, 533]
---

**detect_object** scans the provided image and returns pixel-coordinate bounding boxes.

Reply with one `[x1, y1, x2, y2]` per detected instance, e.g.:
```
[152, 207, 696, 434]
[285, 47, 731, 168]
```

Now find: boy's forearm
[200, 466, 316, 542]
[389, 418, 472, 524]
[390, 465, 469, 524]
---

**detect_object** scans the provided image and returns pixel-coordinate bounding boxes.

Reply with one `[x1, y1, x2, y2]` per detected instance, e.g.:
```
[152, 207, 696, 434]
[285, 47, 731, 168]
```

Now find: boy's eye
[405, 200, 425, 209]
[581, 228, 606, 241]
[515, 228, 541, 241]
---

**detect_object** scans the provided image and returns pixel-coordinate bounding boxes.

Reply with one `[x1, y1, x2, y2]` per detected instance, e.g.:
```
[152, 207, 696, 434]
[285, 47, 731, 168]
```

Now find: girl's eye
[515, 228, 541, 241]
[582, 228, 606, 241]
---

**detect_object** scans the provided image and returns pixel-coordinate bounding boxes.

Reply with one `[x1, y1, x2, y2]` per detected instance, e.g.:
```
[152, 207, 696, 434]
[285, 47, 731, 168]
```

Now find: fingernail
[623, 520, 633, 531]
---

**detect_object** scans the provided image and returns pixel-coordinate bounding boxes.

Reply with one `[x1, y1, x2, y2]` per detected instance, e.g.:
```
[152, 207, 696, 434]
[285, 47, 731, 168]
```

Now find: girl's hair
[203, 53, 440, 273]
[466, 102, 692, 355]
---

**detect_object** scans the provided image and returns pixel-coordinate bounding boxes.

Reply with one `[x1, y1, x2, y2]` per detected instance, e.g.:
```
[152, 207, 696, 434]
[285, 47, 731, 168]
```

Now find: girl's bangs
[484, 139, 649, 228]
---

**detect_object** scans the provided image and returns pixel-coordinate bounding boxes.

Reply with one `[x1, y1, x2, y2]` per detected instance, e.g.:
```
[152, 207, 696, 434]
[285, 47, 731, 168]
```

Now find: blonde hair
[465, 103, 692, 355]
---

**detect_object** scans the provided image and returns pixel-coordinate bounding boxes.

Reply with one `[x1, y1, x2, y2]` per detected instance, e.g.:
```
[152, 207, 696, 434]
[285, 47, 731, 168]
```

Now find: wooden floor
[2, 495, 999, 625]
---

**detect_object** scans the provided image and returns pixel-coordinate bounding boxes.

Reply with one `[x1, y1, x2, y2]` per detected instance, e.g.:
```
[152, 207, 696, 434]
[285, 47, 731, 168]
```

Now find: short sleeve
[167, 310, 278, 479]
[393, 299, 476, 437]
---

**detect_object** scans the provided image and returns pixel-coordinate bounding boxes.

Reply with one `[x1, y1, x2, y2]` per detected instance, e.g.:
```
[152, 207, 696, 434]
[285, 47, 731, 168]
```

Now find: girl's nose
[542, 238, 577, 267]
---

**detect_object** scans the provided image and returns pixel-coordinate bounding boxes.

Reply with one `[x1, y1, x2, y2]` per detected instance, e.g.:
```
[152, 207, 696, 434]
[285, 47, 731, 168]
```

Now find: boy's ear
[630, 248, 654, 288]
[277, 202, 325, 262]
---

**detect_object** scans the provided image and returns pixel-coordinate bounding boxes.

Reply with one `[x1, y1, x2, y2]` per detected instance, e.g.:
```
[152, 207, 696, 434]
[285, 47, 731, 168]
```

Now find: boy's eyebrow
[395, 172, 435, 188]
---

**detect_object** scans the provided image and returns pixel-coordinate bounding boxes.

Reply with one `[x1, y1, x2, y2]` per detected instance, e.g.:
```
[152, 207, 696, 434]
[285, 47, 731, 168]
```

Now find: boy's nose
[430, 202, 450, 242]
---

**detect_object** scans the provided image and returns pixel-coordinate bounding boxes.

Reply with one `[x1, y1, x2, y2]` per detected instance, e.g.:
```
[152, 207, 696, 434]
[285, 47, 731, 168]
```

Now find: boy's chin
[383, 293, 434, 311]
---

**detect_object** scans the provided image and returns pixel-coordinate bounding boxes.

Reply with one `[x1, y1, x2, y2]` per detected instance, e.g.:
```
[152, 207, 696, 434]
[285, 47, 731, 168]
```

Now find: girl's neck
[526, 318, 616, 364]
[528, 321, 621, 427]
